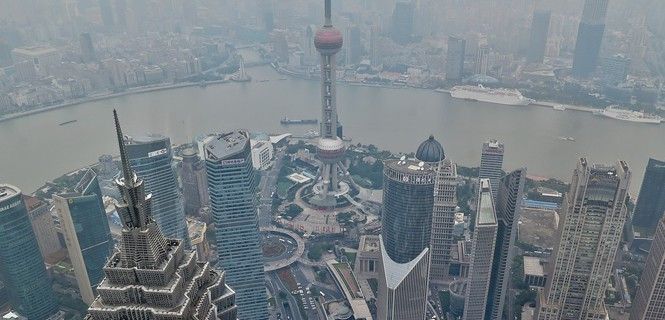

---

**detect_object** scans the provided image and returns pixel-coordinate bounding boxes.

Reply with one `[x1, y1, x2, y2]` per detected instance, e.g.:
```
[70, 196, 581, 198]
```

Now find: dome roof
[416, 135, 445, 163]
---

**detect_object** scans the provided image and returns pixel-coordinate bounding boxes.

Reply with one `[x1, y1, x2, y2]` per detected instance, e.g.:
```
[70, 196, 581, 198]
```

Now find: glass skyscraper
[204, 130, 268, 320]
[0, 184, 58, 320]
[632, 158, 665, 234]
[572, 0, 609, 77]
[53, 169, 112, 304]
[125, 134, 191, 248]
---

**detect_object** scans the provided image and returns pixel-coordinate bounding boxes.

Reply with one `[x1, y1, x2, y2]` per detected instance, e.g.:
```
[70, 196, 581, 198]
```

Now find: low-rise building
[250, 140, 273, 170]
[523, 256, 548, 287]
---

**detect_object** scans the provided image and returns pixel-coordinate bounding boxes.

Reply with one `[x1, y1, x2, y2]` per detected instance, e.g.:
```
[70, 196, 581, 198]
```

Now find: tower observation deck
[312, 0, 349, 208]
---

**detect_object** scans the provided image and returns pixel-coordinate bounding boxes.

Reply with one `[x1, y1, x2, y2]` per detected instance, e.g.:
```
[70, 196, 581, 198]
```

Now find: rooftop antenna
[113, 109, 134, 187]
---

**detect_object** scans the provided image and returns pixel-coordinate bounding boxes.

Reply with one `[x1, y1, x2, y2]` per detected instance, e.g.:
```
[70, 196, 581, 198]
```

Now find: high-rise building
[377, 236, 430, 320]
[633, 158, 665, 235]
[0, 185, 59, 320]
[377, 148, 438, 320]
[446, 36, 466, 81]
[125, 134, 191, 248]
[113, 0, 128, 30]
[312, 0, 349, 208]
[485, 169, 526, 320]
[537, 159, 631, 320]
[98, 0, 114, 29]
[179, 148, 209, 216]
[479, 139, 505, 200]
[345, 25, 362, 65]
[381, 158, 436, 263]
[79, 33, 96, 62]
[303, 25, 318, 66]
[420, 136, 458, 282]
[391, 0, 415, 44]
[204, 131, 268, 320]
[85, 111, 238, 320]
[601, 54, 630, 85]
[370, 25, 381, 68]
[527, 9, 551, 63]
[474, 45, 490, 76]
[464, 179, 498, 320]
[631, 215, 665, 320]
[572, 0, 609, 78]
[53, 169, 112, 305]
[24, 195, 62, 259]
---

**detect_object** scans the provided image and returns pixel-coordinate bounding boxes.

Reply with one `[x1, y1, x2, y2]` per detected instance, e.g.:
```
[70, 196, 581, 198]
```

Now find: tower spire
[113, 109, 134, 187]
[324, 0, 332, 26]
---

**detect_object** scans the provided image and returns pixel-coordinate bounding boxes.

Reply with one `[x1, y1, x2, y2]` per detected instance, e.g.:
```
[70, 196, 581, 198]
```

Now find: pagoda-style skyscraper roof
[84, 110, 237, 320]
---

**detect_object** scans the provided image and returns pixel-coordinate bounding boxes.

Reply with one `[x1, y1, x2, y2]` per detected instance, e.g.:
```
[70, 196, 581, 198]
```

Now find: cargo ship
[450, 85, 533, 106]
[593, 106, 662, 124]
[280, 117, 319, 125]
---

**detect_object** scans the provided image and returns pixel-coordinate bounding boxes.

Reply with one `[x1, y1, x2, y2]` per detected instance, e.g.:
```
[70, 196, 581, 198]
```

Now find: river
[1, 65, 663, 193]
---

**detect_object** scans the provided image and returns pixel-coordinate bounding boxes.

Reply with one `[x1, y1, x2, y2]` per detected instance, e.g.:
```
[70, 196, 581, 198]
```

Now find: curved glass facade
[382, 160, 435, 264]
[0, 185, 58, 319]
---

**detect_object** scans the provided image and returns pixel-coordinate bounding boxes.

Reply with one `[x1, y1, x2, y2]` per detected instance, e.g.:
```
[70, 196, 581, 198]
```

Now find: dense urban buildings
[537, 159, 631, 320]
[52, 169, 112, 304]
[527, 9, 551, 64]
[572, 0, 610, 77]
[485, 169, 526, 320]
[125, 134, 191, 248]
[312, 0, 348, 208]
[85, 111, 238, 320]
[446, 36, 466, 81]
[204, 130, 268, 320]
[632, 158, 665, 234]
[464, 179, 498, 320]
[479, 139, 505, 199]
[0, 185, 59, 320]
[631, 214, 665, 320]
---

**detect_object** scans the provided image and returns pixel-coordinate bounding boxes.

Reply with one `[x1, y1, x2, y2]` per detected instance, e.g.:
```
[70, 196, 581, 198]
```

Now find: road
[268, 272, 303, 320]
[258, 149, 285, 228]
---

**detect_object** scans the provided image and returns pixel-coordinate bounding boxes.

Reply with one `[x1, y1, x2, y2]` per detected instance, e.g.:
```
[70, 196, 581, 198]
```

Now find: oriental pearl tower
[312, 0, 349, 207]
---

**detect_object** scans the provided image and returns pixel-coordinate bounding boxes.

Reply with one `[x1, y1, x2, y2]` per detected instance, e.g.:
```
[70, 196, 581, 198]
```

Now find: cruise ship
[593, 106, 663, 124]
[449, 85, 533, 106]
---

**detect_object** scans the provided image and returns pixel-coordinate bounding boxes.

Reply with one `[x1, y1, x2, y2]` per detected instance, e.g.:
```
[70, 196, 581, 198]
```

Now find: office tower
[271, 30, 289, 63]
[572, 0, 609, 78]
[204, 131, 268, 320]
[377, 236, 430, 320]
[0, 185, 59, 320]
[602, 54, 630, 85]
[312, 0, 348, 208]
[381, 157, 436, 263]
[345, 25, 362, 65]
[485, 169, 527, 320]
[464, 179, 498, 320]
[632, 158, 665, 234]
[179, 148, 209, 216]
[303, 25, 318, 66]
[85, 111, 238, 320]
[391, 0, 415, 44]
[479, 139, 505, 200]
[446, 36, 466, 81]
[474, 45, 490, 76]
[420, 136, 458, 281]
[125, 134, 191, 248]
[527, 9, 551, 63]
[98, 0, 115, 29]
[537, 159, 631, 320]
[370, 25, 380, 67]
[24, 195, 62, 259]
[79, 33, 96, 62]
[114, 0, 127, 30]
[53, 169, 112, 305]
[631, 215, 665, 320]
[377, 153, 436, 320]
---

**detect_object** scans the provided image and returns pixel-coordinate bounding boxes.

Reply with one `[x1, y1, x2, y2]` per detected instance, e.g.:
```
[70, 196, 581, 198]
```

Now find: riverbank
[0, 79, 228, 124]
